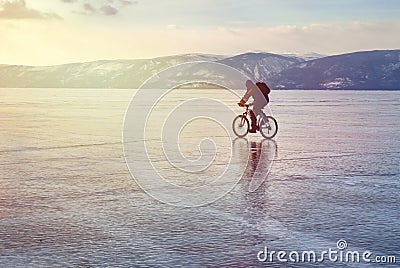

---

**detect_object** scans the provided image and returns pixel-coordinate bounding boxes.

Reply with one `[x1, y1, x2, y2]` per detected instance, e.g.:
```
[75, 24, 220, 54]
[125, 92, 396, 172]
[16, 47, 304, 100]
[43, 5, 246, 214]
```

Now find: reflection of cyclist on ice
[238, 80, 270, 133]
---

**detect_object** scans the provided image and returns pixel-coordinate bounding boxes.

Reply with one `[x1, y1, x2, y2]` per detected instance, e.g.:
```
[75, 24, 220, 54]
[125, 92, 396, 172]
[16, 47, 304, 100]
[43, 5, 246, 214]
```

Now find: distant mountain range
[0, 50, 399, 90]
[271, 50, 400, 90]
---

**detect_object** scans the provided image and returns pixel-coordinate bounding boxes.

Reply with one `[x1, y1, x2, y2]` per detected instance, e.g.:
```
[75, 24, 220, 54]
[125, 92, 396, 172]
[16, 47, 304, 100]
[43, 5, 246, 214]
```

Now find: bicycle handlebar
[237, 102, 253, 107]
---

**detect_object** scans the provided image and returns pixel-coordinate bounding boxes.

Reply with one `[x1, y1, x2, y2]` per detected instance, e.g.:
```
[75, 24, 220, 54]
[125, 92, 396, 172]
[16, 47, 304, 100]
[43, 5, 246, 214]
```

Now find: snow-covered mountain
[0, 54, 227, 88]
[0, 50, 399, 89]
[280, 52, 326, 61]
[218, 52, 303, 81]
[0, 52, 298, 88]
[270, 50, 400, 90]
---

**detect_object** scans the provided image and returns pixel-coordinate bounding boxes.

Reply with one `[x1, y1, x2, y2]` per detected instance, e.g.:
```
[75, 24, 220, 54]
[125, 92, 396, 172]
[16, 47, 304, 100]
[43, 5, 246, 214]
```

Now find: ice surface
[0, 88, 399, 267]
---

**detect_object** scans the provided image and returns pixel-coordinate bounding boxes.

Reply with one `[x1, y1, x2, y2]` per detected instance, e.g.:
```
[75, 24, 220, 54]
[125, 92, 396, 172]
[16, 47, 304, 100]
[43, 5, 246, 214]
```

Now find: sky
[0, 0, 399, 65]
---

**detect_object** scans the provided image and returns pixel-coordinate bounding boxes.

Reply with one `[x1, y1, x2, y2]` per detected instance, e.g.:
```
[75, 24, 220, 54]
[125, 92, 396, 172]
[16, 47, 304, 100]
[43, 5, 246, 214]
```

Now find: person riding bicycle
[238, 80, 270, 133]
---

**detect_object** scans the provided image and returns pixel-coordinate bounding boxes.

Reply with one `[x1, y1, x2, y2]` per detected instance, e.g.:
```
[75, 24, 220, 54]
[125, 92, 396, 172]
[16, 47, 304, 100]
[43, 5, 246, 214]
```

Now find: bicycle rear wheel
[259, 116, 278, 139]
[232, 115, 249, 138]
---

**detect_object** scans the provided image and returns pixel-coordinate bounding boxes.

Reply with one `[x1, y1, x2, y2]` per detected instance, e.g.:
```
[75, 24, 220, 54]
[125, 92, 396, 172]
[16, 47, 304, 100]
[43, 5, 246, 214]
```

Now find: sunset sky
[1, 0, 399, 65]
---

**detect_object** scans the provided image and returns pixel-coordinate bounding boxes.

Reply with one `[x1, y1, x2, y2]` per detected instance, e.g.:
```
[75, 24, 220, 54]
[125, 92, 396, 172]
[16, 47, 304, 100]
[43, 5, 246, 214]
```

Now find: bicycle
[232, 103, 278, 139]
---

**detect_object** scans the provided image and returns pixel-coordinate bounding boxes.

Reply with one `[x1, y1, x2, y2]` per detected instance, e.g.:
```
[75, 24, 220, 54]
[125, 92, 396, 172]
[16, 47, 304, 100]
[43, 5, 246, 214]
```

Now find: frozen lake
[0, 88, 399, 267]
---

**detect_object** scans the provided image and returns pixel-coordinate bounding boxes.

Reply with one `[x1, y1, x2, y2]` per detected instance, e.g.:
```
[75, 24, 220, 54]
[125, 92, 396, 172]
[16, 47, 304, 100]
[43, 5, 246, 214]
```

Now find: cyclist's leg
[254, 103, 267, 120]
[249, 109, 257, 132]
[253, 104, 269, 131]
[252, 104, 262, 131]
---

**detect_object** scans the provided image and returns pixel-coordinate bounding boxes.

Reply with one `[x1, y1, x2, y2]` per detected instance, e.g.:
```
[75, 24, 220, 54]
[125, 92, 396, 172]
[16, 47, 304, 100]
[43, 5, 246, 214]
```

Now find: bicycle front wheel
[232, 115, 249, 138]
[259, 116, 278, 139]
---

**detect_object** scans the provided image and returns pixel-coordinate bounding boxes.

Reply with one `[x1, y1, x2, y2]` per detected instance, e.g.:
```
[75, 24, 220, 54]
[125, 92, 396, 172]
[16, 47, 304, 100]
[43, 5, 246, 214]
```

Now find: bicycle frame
[241, 104, 268, 128]
[242, 105, 250, 117]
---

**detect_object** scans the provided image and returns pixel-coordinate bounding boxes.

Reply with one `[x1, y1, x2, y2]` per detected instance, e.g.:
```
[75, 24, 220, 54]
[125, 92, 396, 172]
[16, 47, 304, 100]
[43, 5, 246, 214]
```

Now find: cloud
[166, 24, 180, 30]
[207, 21, 400, 55]
[0, 0, 61, 19]
[2, 20, 399, 66]
[83, 3, 96, 13]
[118, 0, 138, 5]
[100, 5, 118, 15]
[77, 2, 122, 16]
[65, 0, 137, 16]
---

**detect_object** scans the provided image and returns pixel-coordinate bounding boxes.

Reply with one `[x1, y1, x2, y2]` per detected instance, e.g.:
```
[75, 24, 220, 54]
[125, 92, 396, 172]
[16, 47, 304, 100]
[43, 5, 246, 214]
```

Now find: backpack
[256, 82, 271, 97]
